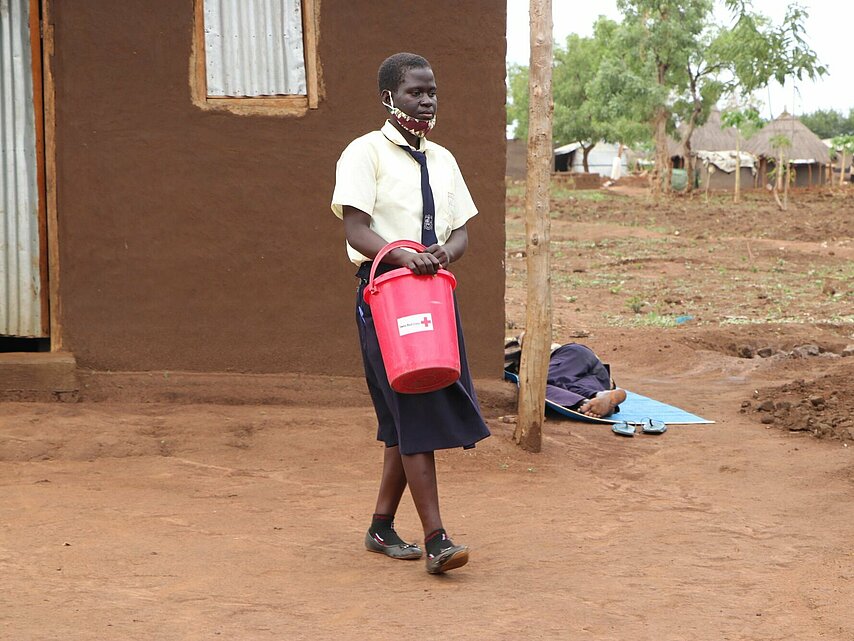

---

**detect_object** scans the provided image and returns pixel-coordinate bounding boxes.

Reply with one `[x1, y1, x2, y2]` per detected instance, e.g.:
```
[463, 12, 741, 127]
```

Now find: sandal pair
[612, 418, 667, 437]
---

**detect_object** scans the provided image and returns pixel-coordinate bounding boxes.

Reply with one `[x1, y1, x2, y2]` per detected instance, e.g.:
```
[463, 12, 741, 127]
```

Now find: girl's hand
[400, 251, 441, 275]
[425, 244, 452, 269]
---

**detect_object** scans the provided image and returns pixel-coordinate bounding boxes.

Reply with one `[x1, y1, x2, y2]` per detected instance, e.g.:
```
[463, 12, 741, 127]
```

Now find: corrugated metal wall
[0, 0, 43, 337]
[204, 0, 307, 97]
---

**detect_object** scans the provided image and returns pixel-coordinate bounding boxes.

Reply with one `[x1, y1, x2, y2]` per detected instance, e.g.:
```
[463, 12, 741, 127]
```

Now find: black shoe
[364, 531, 423, 560]
[425, 543, 469, 574]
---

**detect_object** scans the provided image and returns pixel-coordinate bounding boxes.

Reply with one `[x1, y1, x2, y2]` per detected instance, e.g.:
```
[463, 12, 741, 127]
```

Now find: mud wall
[51, 0, 506, 376]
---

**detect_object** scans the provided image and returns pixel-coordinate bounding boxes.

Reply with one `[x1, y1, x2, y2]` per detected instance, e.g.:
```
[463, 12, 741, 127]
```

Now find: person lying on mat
[505, 338, 627, 418]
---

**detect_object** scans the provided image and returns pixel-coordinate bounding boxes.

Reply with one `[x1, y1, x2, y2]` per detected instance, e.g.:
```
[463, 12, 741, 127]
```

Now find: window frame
[191, 0, 320, 116]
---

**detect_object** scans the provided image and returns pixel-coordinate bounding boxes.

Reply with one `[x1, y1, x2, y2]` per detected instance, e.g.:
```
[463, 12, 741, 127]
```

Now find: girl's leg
[374, 445, 408, 515]
[401, 451, 469, 574]
[400, 451, 443, 536]
[366, 446, 422, 560]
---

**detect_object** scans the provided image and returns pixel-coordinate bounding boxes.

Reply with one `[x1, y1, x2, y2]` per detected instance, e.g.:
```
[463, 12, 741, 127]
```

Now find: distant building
[744, 112, 831, 188]
[553, 141, 630, 178]
[669, 109, 756, 191]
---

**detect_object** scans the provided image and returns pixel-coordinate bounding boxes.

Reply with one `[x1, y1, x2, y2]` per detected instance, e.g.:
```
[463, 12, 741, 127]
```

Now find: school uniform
[545, 343, 615, 409]
[332, 121, 490, 455]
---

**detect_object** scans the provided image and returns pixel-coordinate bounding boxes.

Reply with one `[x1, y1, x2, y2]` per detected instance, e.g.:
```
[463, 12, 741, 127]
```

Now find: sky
[506, 0, 854, 118]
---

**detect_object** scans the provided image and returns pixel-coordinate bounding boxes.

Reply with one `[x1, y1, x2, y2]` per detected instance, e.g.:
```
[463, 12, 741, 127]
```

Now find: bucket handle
[368, 239, 428, 295]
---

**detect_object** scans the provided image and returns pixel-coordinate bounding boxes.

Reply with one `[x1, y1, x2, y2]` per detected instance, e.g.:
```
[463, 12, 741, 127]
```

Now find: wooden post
[43, 0, 63, 349]
[733, 136, 741, 204]
[513, 0, 553, 453]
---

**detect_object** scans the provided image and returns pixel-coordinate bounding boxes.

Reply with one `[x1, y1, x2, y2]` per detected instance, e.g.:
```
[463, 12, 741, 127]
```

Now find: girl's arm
[425, 225, 468, 268]
[342, 205, 441, 275]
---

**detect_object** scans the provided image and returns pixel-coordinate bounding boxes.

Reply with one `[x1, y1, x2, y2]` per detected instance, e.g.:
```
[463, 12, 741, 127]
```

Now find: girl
[331, 52, 490, 574]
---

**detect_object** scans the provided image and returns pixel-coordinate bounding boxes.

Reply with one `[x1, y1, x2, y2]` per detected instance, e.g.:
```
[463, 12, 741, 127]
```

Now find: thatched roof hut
[668, 109, 739, 156]
[744, 112, 830, 187]
[667, 109, 755, 191]
[744, 112, 831, 163]
[687, 109, 740, 151]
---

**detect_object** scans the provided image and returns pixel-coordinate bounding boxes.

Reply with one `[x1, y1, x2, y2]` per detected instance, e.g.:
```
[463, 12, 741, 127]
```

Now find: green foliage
[831, 134, 854, 155]
[508, 17, 654, 151]
[506, 0, 829, 172]
[552, 32, 603, 147]
[716, 2, 827, 96]
[626, 295, 645, 314]
[721, 106, 764, 138]
[799, 109, 854, 139]
[587, 19, 659, 148]
[506, 64, 529, 140]
[770, 134, 792, 152]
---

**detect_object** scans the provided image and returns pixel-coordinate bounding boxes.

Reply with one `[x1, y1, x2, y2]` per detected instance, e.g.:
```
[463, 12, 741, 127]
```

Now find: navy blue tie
[400, 147, 438, 247]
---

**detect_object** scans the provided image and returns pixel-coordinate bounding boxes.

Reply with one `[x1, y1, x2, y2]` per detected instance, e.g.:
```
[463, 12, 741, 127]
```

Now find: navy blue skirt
[355, 265, 490, 455]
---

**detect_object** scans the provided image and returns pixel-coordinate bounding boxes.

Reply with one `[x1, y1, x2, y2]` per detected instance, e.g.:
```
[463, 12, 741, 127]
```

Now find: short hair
[377, 53, 431, 93]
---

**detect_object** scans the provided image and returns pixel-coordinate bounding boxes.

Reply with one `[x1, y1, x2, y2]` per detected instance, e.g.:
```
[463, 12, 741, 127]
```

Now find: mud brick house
[1, 0, 507, 380]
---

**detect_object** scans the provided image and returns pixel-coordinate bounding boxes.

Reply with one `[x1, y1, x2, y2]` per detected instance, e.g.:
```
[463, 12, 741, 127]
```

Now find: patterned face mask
[382, 92, 436, 138]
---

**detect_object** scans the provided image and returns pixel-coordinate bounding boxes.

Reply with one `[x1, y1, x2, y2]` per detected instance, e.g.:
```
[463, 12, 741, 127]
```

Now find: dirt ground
[2, 183, 853, 640]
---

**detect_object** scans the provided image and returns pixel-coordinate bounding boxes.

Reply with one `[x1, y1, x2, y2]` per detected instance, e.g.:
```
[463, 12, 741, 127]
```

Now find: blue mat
[504, 371, 714, 425]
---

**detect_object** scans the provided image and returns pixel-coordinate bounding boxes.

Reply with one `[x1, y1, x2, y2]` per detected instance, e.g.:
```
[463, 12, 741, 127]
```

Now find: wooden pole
[733, 135, 741, 204]
[513, 0, 553, 453]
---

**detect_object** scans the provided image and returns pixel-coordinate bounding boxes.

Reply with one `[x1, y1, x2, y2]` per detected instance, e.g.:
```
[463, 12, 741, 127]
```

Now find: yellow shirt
[331, 120, 478, 266]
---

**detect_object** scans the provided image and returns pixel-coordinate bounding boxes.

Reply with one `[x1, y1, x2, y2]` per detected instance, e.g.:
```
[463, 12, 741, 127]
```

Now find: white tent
[553, 141, 629, 178]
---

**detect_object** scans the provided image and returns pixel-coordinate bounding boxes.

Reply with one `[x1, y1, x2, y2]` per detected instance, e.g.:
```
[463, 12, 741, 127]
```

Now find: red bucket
[363, 240, 460, 394]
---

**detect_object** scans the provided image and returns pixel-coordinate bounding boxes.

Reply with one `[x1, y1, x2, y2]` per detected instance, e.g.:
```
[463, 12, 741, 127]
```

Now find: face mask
[382, 92, 436, 138]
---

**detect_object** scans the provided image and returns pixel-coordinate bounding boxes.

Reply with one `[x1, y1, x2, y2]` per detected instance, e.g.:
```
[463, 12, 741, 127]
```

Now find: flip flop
[641, 418, 667, 435]
[611, 421, 636, 437]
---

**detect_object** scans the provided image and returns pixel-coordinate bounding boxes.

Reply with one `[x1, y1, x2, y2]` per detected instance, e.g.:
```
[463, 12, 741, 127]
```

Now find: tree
[508, 17, 655, 175]
[586, 19, 658, 159]
[717, 1, 827, 110]
[617, 0, 714, 194]
[616, 0, 826, 196]
[770, 133, 791, 210]
[671, 41, 725, 193]
[800, 109, 851, 140]
[513, 0, 553, 454]
[831, 134, 854, 187]
[552, 32, 605, 172]
[721, 106, 763, 203]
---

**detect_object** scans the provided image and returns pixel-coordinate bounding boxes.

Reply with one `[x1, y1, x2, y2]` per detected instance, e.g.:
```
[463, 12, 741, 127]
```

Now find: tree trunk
[514, 0, 552, 454]
[841, 151, 848, 187]
[652, 60, 670, 195]
[681, 99, 702, 194]
[582, 143, 595, 174]
[785, 163, 791, 206]
[653, 107, 669, 195]
[780, 152, 788, 211]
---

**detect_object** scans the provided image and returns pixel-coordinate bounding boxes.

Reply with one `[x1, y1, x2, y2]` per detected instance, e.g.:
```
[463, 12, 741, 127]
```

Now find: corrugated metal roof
[1, 0, 43, 337]
[204, 0, 307, 97]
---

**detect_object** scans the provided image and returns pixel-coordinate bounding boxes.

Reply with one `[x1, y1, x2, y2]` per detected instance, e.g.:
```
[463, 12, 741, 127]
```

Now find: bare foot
[579, 389, 627, 418]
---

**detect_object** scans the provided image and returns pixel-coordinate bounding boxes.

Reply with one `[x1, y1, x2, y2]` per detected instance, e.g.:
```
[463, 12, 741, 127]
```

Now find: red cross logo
[421, 316, 432, 328]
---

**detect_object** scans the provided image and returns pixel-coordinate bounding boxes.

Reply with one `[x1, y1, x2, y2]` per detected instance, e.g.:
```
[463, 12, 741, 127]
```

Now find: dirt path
[2, 335, 853, 640]
[1, 185, 852, 640]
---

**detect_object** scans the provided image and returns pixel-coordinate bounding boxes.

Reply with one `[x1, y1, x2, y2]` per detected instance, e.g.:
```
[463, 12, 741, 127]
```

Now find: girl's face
[386, 67, 437, 121]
